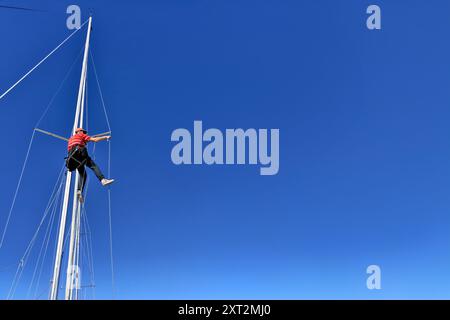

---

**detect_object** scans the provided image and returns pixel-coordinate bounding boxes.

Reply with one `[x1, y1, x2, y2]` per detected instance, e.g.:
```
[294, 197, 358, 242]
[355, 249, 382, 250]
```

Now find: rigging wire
[90, 50, 116, 299]
[50, 210, 73, 300]
[28, 167, 65, 298]
[13, 47, 84, 293]
[107, 146, 115, 299]
[77, 148, 97, 299]
[0, 4, 43, 12]
[0, 19, 89, 102]
[3, 32, 116, 299]
[0, 46, 85, 249]
[90, 51, 111, 132]
[80, 151, 96, 299]
[35, 45, 84, 128]
[33, 178, 63, 299]
[7, 166, 65, 299]
[82, 209, 96, 299]
[27, 180, 60, 298]
[0, 130, 35, 249]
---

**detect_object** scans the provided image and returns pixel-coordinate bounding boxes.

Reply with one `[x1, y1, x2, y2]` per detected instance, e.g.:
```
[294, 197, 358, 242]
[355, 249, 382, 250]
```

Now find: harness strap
[66, 146, 88, 170]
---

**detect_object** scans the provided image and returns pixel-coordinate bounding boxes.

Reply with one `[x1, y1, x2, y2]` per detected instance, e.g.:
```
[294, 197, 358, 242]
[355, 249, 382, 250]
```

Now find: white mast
[50, 17, 92, 300]
[65, 66, 88, 300]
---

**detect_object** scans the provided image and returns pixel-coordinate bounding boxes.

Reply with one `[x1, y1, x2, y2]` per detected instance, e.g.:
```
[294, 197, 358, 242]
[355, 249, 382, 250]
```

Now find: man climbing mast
[66, 127, 114, 202]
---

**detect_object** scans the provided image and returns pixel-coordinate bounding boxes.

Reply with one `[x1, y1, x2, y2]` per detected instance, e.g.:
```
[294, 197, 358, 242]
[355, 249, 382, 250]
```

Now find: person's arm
[89, 135, 111, 143]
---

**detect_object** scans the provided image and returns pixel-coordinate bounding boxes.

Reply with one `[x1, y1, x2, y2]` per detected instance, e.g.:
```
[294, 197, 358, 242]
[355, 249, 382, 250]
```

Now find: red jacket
[68, 132, 91, 151]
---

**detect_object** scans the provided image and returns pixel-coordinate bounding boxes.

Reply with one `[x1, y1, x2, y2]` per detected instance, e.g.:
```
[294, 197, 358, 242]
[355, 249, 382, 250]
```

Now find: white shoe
[77, 190, 84, 203]
[101, 178, 114, 187]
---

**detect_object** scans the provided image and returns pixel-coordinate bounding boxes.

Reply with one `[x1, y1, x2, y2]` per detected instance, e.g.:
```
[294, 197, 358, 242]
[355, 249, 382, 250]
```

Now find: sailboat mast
[65, 67, 88, 300]
[49, 17, 93, 300]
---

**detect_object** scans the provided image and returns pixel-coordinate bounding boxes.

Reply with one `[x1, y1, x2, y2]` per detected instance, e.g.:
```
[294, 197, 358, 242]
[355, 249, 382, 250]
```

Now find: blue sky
[1, 0, 450, 299]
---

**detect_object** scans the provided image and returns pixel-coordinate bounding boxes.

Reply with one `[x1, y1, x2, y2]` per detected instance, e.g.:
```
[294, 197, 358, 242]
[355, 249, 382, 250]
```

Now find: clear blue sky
[1, 0, 450, 299]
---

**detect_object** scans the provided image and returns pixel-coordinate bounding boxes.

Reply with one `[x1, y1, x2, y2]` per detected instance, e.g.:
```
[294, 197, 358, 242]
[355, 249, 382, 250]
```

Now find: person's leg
[83, 150, 105, 182]
[77, 165, 87, 192]
[72, 148, 87, 192]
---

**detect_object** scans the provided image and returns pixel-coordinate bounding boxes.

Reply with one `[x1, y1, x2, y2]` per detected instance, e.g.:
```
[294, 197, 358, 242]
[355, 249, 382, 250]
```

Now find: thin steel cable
[80, 144, 96, 299]
[8, 172, 65, 299]
[107, 183, 115, 298]
[29, 168, 64, 298]
[1, 47, 85, 249]
[0, 130, 35, 249]
[90, 49, 116, 299]
[83, 202, 96, 299]
[0, 19, 89, 101]
[35, 45, 84, 128]
[90, 51, 111, 131]
[81, 211, 95, 298]
[7, 166, 65, 299]
[27, 183, 59, 298]
[33, 176, 63, 299]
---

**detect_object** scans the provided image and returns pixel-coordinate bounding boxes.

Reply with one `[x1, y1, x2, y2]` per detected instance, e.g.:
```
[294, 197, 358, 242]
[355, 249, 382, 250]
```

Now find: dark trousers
[66, 146, 105, 192]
